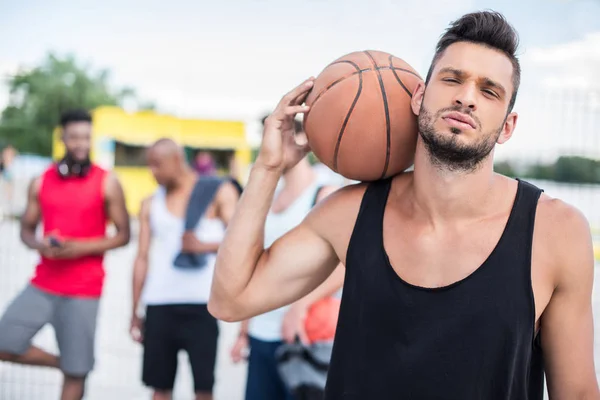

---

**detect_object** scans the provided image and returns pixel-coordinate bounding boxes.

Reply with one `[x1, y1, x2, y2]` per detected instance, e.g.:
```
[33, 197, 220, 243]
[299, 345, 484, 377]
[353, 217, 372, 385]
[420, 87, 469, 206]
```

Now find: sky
[0, 0, 599, 159]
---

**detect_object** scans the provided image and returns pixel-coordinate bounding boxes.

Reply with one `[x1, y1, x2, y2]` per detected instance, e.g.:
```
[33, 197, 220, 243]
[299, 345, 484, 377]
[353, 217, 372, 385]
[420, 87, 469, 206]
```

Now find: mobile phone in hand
[49, 236, 62, 248]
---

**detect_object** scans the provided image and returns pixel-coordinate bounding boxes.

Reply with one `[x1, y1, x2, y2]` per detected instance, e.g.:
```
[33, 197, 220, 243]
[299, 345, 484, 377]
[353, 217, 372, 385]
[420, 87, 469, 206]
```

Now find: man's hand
[282, 303, 310, 345]
[230, 334, 249, 364]
[46, 240, 91, 259]
[38, 233, 63, 259]
[181, 232, 219, 254]
[257, 78, 314, 171]
[181, 232, 203, 253]
[130, 315, 143, 343]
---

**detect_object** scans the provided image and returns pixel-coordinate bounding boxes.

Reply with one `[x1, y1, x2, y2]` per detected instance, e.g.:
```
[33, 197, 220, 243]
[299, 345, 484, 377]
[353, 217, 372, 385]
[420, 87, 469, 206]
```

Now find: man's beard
[418, 105, 502, 173]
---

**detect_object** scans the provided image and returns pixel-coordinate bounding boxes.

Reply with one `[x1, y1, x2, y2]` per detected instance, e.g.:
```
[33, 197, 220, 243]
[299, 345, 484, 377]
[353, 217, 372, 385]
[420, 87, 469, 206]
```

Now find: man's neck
[166, 168, 197, 192]
[282, 159, 317, 192]
[410, 138, 500, 224]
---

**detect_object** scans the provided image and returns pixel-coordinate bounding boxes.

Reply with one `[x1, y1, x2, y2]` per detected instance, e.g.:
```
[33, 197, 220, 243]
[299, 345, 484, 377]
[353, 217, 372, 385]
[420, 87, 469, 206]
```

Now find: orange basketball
[304, 50, 422, 181]
[304, 297, 341, 343]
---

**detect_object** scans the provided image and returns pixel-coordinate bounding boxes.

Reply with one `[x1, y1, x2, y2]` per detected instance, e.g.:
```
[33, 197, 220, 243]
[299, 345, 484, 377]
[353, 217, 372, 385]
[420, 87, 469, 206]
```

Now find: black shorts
[142, 304, 219, 392]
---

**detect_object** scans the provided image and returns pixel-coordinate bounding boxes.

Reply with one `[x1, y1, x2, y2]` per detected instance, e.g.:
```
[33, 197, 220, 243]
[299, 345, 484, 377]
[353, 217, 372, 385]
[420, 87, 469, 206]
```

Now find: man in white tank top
[229, 118, 345, 400]
[129, 139, 240, 400]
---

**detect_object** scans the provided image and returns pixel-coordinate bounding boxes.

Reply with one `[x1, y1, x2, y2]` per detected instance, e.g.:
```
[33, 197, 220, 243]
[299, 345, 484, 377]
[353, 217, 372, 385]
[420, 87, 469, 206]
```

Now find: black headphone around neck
[56, 155, 91, 179]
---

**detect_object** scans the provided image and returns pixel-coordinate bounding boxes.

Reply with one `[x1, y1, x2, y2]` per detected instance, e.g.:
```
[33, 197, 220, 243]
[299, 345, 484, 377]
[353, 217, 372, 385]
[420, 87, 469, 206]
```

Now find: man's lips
[442, 111, 476, 130]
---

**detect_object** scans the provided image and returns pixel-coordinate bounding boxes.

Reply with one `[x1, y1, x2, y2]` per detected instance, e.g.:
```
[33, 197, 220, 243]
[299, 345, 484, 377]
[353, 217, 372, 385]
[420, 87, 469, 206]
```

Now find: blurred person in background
[227, 153, 244, 196]
[0, 109, 130, 400]
[228, 116, 344, 400]
[194, 149, 244, 196]
[130, 138, 239, 400]
[0, 144, 17, 215]
[194, 150, 217, 176]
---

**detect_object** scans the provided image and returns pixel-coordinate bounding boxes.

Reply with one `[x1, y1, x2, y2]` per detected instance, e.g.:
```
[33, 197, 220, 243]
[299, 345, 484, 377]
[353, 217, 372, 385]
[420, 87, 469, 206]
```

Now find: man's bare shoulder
[28, 175, 42, 196]
[306, 182, 370, 253]
[310, 182, 369, 215]
[139, 195, 154, 217]
[535, 193, 594, 283]
[216, 180, 240, 202]
[536, 193, 591, 242]
[102, 171, 125, 196]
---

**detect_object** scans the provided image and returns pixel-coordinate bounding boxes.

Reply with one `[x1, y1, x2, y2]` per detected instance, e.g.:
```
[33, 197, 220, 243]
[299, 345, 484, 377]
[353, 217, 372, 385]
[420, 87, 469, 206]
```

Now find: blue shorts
[245, 336, 294, 400]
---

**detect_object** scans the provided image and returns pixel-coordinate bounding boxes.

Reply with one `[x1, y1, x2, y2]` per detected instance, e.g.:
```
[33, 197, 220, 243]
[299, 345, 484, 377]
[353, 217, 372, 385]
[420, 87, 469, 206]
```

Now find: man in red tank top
[0, 109, 130, 400]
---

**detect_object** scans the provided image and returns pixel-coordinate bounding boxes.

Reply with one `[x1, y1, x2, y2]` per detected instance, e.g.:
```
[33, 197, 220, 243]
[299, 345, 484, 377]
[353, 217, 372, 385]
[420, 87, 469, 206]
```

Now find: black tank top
[324, 178, 545, 400]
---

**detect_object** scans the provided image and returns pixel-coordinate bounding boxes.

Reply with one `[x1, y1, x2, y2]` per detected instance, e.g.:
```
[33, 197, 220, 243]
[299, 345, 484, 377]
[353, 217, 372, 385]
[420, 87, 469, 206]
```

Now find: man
[193, 150, 217, 176]
[0, 109, 130, 400]
[208, 11, 600, 400]
[130, 138, 239, 400]
[0, 144, 17, 215]
[228, 117, 344, 400]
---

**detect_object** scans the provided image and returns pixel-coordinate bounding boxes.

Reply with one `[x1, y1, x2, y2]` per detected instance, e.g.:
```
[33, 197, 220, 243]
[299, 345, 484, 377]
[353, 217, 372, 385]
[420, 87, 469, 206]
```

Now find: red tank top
[31, 164, 108, 298]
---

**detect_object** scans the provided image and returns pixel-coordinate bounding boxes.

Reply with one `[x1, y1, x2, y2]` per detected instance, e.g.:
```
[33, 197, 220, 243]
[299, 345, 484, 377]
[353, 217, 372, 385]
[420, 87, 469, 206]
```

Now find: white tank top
[248, 180, 321, 341]
[141, 186, 225, 306]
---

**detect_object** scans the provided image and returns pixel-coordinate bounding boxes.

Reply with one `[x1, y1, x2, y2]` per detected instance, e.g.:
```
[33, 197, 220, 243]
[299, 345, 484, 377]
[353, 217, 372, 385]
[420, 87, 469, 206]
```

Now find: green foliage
[0, 53, 147, 156]
[496, 156, 600, 184]
[494, 161, 516, 177]
[524, 163, 556, 181]
[554, 156, 600, 184]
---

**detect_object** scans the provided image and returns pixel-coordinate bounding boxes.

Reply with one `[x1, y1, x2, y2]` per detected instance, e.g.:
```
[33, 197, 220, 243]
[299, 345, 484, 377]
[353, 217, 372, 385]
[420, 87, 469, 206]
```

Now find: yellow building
[53, 106, 252, 215]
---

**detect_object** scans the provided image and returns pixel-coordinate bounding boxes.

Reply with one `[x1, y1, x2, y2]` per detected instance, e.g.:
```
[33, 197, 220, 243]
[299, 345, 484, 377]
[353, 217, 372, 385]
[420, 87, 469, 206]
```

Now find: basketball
[304, 50, 423, 181]
[305, 297, 341, 343]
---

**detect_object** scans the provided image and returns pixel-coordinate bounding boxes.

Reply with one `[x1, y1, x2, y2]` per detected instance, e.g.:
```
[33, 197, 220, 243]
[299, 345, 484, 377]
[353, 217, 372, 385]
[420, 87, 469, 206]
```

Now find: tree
[0, 53, 152, 156]
[554, 156, 600, 184]
[494, 161, 517, 177]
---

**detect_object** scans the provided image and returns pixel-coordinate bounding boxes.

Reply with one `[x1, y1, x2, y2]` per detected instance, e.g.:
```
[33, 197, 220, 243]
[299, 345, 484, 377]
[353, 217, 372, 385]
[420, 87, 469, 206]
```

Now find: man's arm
[132, 197, 152, 319]
[540, 201, 600, 399]
[230, 319, 251, 363]
[216, 180, 241, 227]
[281, 185, 345, 343]
[180, 181, 240, 254]
[94, 172, 131, 252]
[208, 166, 340, 322]
[20, 177, 44, 250]
[295, 184, 343, 310]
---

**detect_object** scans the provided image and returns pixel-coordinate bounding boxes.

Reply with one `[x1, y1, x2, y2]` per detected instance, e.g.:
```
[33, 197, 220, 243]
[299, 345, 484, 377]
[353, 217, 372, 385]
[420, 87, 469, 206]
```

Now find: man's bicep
[21, 177, 41, 229]
[239, 222, 339, 318]
[541, 207, 598, 397]
[104, 173, 130, 231]
[217, 181, 240, 227]
[541, 284, 597, 398]
[135, 198, 152, 258]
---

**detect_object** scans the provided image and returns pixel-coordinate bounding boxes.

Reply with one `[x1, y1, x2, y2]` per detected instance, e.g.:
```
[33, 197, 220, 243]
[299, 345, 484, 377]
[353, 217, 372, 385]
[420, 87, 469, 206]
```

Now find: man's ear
[411, 81, 426, 116]
[497, 112, 518, 145]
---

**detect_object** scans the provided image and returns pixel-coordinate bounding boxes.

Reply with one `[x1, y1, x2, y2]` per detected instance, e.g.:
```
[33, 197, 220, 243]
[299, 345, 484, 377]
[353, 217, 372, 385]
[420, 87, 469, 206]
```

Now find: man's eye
[483, 89, 498, 98]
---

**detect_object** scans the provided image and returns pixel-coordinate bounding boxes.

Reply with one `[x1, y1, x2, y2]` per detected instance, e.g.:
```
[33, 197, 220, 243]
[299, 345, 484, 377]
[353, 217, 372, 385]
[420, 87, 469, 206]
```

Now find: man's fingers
[284, 105, 310, 116]
[277, 78, 314, 109]
[282, 326, 295, 344]
[298, 326, 311, 346]
[292, 89, 311, 107]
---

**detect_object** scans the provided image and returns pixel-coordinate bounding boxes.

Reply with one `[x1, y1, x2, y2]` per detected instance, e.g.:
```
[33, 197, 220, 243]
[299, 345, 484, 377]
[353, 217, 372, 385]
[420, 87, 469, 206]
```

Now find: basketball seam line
[309, 65, 417, 107]
[332, 60, 363, 172]
[309, 61, 360, 108]
[329, 60, 421, 79]
[364, 50, 391, 180]
[389, 55, 413, 98]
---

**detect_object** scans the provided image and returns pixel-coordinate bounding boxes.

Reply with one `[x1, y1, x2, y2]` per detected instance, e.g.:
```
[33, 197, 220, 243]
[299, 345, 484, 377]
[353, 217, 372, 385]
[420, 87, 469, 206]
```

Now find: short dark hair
[60, 109, 92, 128]
[425, 11, 521, 112]
[261, 114, 303, 133]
